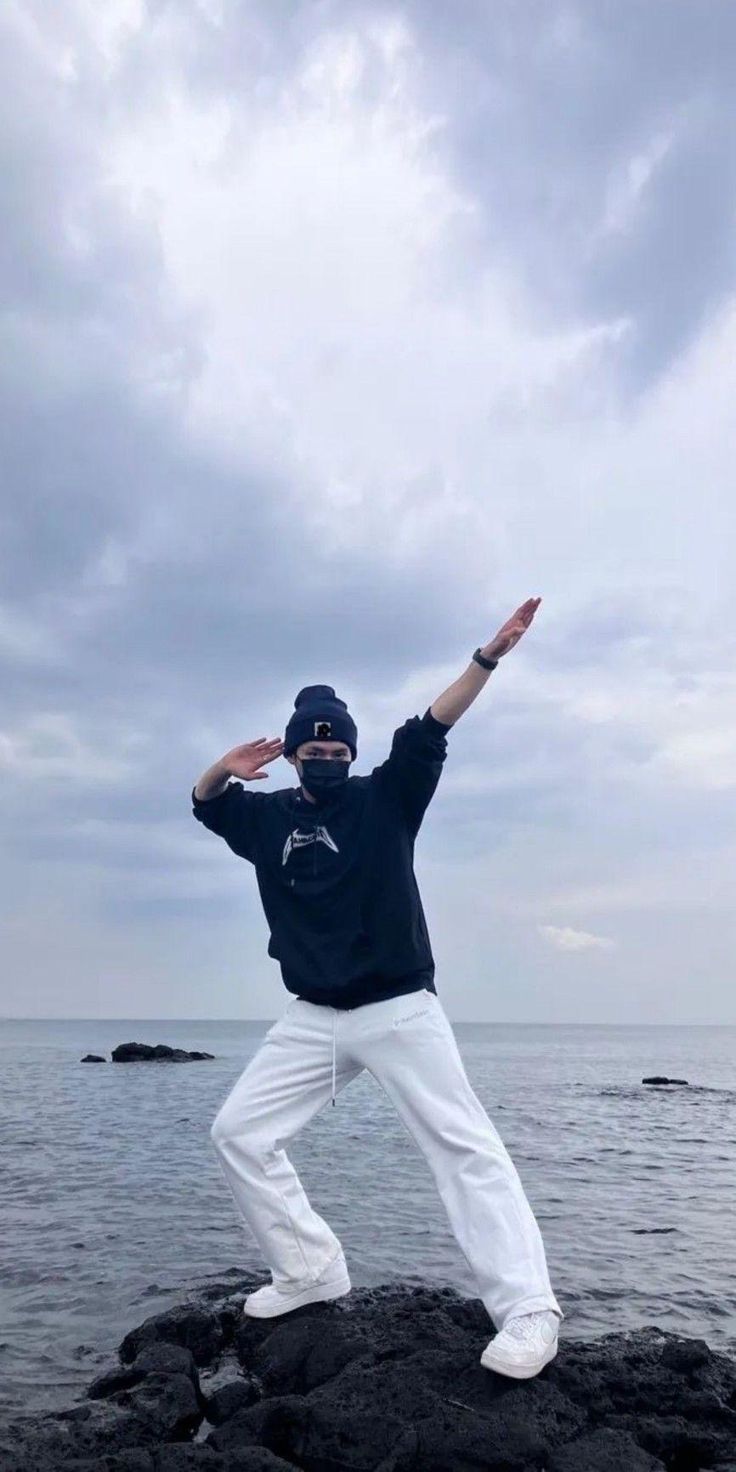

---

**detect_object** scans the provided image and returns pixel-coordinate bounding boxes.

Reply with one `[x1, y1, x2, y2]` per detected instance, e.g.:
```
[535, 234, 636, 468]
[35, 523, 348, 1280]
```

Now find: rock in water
[642, 1076, 689, 1086]
[111, 1043, 215, 1062]
[80, 1053, 106, 1062]
[2, 1278, 735, 1472]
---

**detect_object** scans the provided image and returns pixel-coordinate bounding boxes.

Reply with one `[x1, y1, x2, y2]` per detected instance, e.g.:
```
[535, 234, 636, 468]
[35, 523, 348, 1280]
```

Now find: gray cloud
[391, 0, 736, 386]
[1, 1, 734, 1023]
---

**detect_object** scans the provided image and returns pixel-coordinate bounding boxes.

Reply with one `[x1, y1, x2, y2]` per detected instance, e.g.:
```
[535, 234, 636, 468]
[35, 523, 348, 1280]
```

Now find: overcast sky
[2, 0, 734, 1023]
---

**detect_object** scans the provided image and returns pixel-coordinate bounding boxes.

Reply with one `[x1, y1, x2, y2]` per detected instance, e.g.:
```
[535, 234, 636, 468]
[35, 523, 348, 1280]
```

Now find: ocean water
[1, 1015, 735, 1422]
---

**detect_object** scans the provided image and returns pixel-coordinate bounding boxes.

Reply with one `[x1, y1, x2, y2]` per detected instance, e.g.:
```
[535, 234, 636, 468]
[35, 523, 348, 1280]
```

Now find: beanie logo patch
[314, 720, 332, 738]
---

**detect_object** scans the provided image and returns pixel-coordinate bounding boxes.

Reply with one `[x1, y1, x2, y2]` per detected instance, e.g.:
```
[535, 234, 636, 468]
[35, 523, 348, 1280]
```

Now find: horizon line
[2, 1016, 735, 1028]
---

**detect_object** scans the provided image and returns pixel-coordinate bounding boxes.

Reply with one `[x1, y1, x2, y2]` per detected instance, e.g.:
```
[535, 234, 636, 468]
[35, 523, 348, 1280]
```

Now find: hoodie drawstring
[331, 1011, 336, 1106]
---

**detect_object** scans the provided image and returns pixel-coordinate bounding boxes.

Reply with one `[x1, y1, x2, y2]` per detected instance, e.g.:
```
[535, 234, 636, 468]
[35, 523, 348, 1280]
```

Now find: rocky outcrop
[642, 1076, 689, 1086]
[111, 1044, 215, 1062]
[1, 1276, 734, 1471]
[80, 1054, 107, 1062]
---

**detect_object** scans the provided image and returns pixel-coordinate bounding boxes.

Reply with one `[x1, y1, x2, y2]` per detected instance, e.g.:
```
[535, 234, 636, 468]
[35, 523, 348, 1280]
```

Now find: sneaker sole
[480, 1337, 558, 1379]
[242, 1269, 352, 1318]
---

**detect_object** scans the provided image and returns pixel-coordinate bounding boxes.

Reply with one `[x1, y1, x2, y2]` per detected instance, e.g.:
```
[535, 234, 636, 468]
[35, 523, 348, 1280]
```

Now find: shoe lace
[504, 1311, 550, 1342]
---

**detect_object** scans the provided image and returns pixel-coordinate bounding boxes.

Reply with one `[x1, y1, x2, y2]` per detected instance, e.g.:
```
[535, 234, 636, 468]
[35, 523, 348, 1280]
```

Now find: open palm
[223, 737, 285, 781]
[486, 597, 542, 659]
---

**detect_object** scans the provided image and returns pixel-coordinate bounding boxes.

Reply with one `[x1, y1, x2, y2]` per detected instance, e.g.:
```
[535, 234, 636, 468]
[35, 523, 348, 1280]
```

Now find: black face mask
[298, 757, 350, 803]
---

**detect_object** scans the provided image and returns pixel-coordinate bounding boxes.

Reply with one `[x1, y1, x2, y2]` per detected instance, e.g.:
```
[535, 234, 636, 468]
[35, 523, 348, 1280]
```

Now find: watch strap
[472, 647, 499, 671]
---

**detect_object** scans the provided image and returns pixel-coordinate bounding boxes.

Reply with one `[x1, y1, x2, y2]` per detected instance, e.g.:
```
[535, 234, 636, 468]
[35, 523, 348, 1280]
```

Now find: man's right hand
[221, 737, 285, 781]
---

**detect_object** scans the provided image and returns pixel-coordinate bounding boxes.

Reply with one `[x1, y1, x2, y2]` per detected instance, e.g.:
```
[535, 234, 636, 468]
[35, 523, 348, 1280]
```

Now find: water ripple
[2, 1018, 735, 1421]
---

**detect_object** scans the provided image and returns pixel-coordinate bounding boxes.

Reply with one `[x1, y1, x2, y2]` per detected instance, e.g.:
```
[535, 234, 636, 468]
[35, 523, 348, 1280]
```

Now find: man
[191, 597, 563, 1379]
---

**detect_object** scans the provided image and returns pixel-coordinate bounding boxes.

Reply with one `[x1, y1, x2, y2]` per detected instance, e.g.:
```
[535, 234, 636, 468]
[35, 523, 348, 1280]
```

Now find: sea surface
[1, 1016, 735, 1423]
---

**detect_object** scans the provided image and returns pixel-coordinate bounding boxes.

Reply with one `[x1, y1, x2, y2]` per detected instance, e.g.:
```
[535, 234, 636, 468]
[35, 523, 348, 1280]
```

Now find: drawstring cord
[331, 1011, 336, 1106]
[303, 804, 337, 1106]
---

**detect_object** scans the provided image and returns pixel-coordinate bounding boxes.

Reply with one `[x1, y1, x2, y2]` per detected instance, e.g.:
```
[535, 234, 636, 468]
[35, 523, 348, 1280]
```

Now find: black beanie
[283, 685, 358, 761]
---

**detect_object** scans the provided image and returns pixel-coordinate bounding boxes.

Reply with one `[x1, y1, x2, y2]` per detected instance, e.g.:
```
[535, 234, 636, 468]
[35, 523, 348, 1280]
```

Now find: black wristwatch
[472, 647, 499, 671]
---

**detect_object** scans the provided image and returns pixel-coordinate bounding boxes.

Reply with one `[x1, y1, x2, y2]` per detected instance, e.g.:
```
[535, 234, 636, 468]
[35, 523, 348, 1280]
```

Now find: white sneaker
[242, 1253, 351, 1319]
[480, 1309, 559, 1379]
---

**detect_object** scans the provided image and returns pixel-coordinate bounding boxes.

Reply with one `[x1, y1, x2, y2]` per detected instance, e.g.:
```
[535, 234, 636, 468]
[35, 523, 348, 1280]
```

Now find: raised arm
[430, 597, 542, 726]
[194, 760, 231, 801]
[191, 736, 285, 863]
[193, 737, 285, 799]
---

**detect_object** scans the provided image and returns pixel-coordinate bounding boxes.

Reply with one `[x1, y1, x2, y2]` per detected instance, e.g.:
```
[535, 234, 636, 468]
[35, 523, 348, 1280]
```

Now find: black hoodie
[191, 707, 451, 1009]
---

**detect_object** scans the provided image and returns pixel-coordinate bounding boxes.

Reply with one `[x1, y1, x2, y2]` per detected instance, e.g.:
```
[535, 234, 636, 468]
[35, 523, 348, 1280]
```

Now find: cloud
[101, 16, 628, 574]
[597, 126, 676, 240]
[0, 0, 734, 1021]
[538, 925, 615, 952]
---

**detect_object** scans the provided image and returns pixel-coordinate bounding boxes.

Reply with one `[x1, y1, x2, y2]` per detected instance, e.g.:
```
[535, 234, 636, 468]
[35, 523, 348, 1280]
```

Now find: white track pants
[210, 988, 563, 1330]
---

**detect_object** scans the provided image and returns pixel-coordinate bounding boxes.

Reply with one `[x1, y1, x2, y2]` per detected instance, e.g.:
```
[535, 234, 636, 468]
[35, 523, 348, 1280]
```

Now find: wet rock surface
[2, 1275, 735, 1471]
[111, 1044, 215, 1062]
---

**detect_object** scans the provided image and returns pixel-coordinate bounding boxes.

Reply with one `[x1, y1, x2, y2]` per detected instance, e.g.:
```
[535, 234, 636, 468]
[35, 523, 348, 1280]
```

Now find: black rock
[660, 1336, 711, 1372]
[0, 1383, 200, 1469]
[104, 1371, 201, 1441]
[548, 1425, 663, 1470]
[81, 1053, 107, 1062]
[111, 1043, 215, 1062]
[157, 1449, 297, 1469]
[205, 1376, 261, 1426]
[3, 1281, 736, 1472]
[88, 1343, 200, 1401]
[642, 1076, 689, 1085]
[119, 1303, 226, 1367]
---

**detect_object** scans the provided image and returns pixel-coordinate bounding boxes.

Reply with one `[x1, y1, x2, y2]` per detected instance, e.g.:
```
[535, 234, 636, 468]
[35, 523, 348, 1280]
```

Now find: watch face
[314, 720, 332, 738]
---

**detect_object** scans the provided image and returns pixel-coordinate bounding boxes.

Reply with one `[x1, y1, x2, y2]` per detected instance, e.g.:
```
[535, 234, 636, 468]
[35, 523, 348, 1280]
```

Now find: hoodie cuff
[191, 783, 231, 804]
[421, 707, 452, 734]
